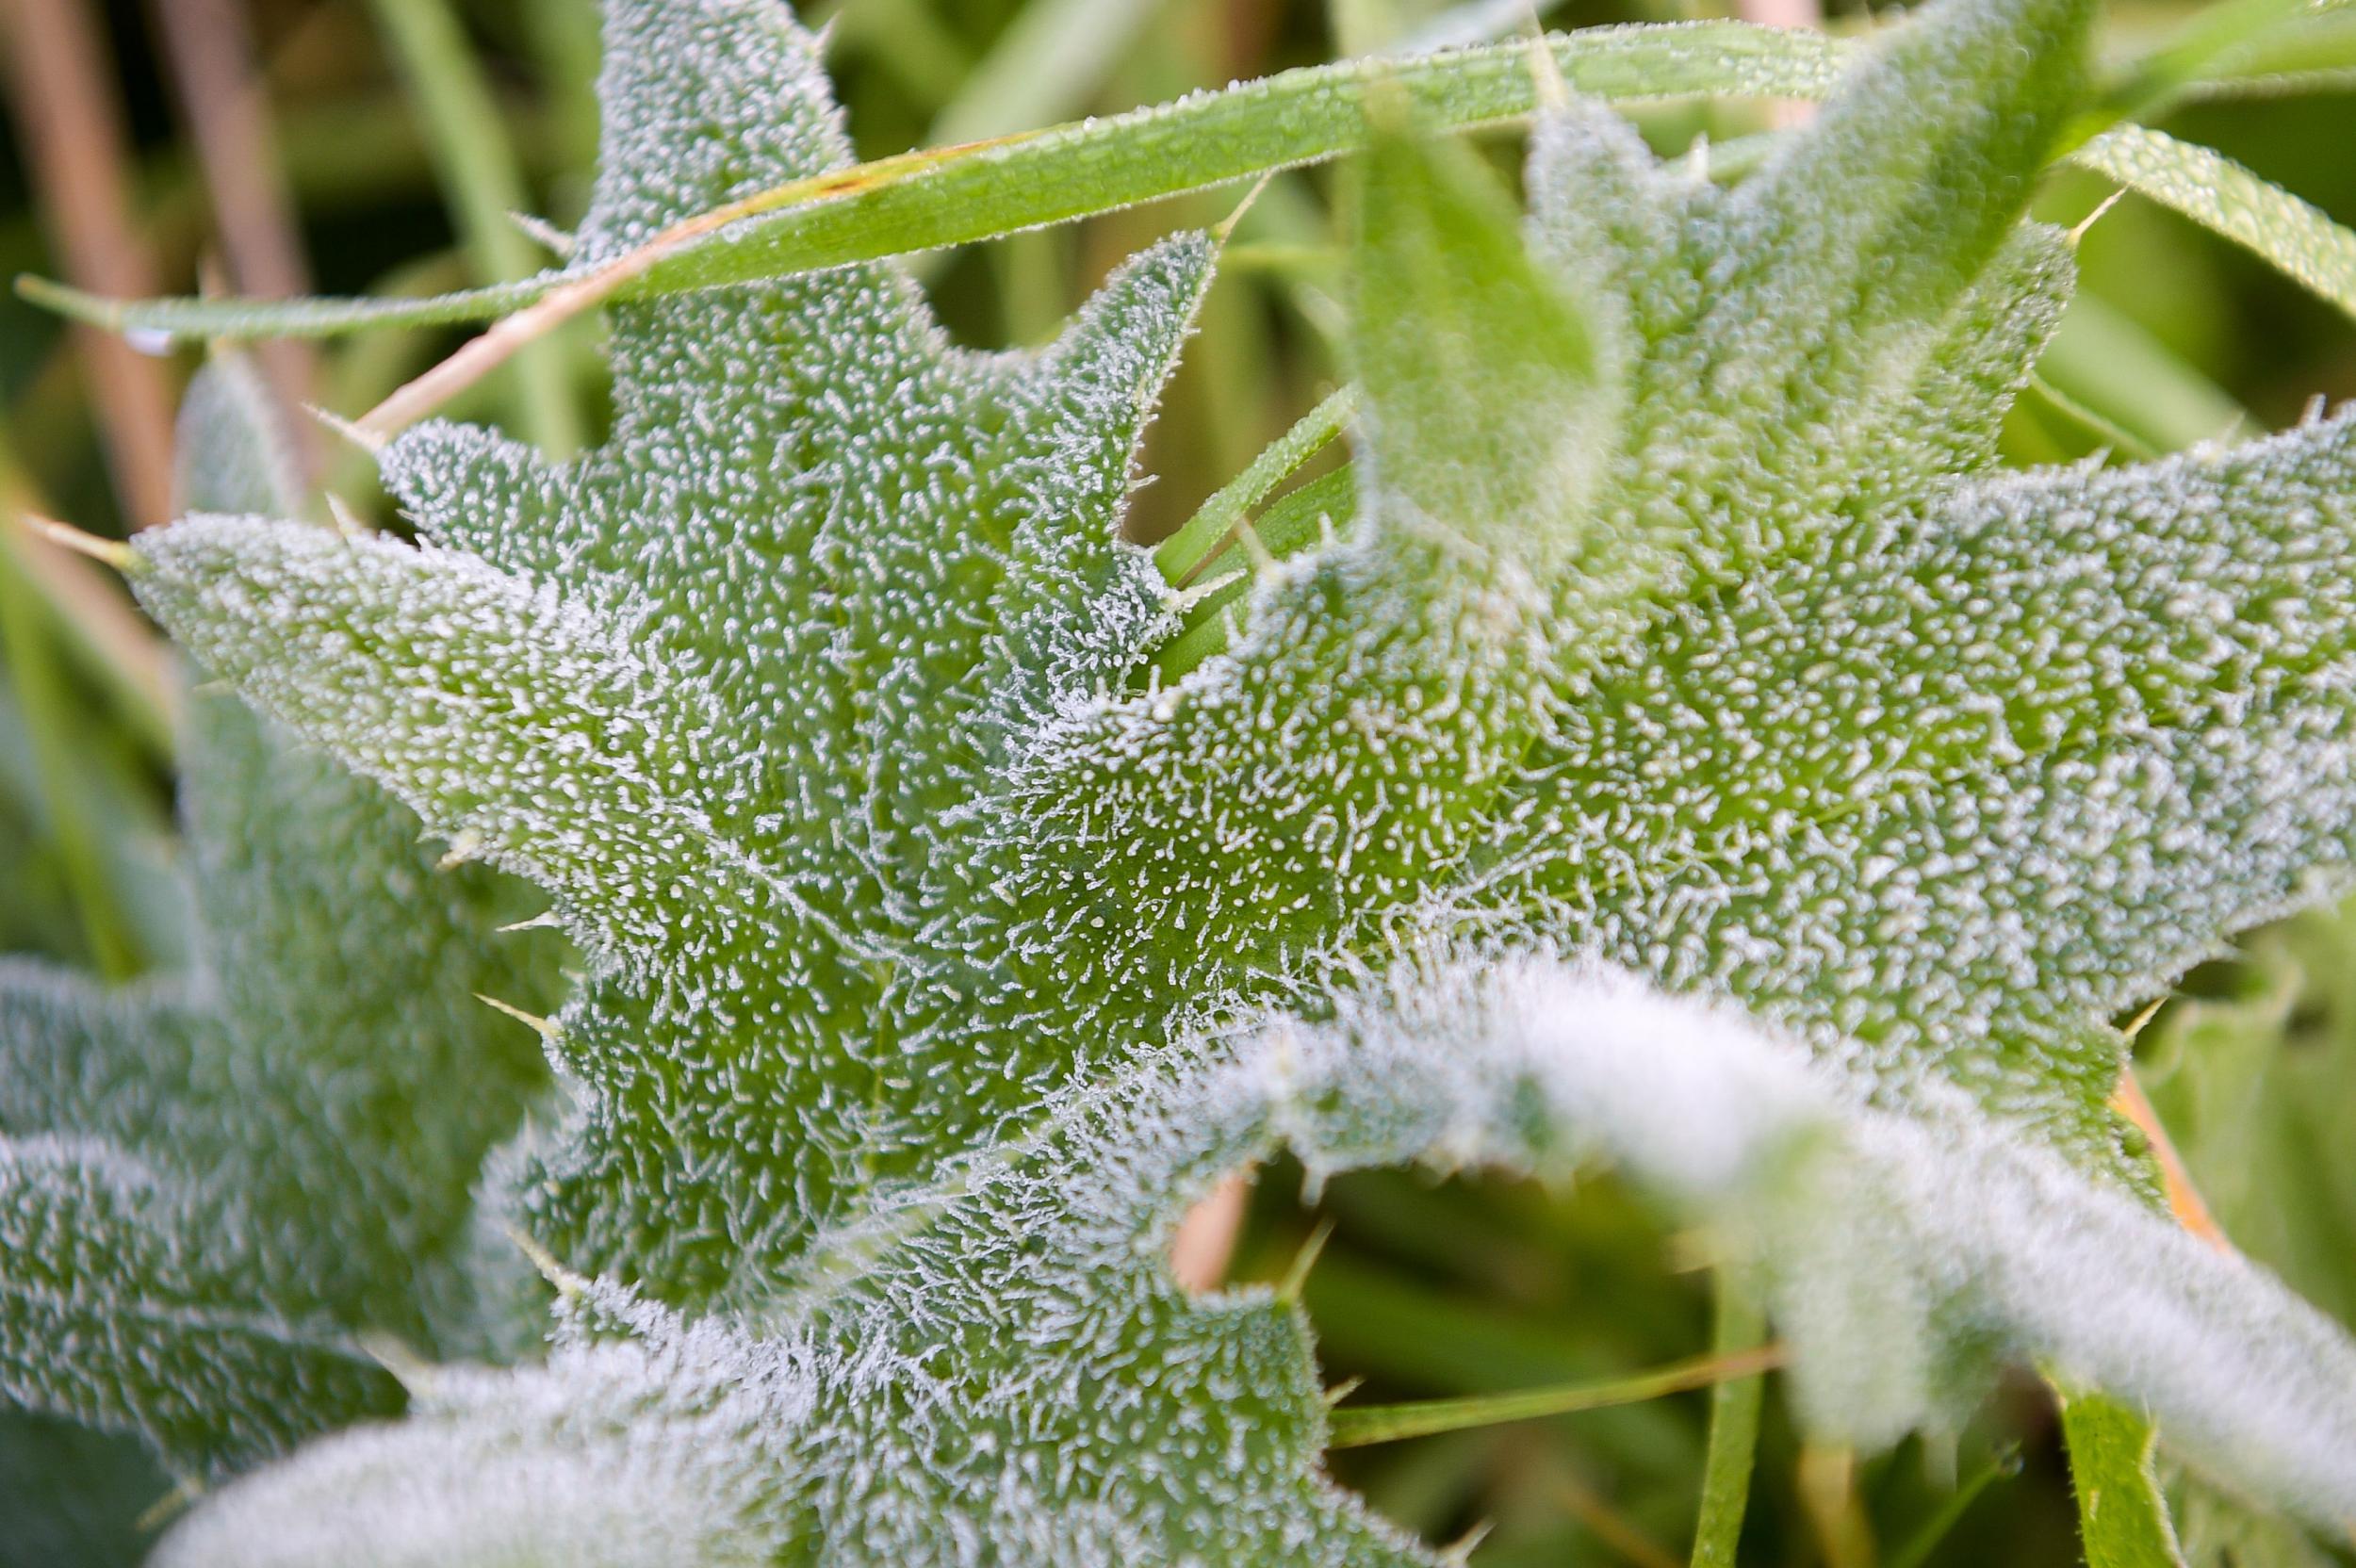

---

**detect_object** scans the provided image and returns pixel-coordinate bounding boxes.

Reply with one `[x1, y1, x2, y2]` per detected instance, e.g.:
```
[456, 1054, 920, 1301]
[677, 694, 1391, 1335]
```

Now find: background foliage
[0, 0, 2352, 1564]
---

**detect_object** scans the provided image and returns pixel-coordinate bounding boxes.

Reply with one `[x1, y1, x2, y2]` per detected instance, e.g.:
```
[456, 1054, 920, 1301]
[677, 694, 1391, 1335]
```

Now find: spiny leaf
[115, 0, 2356, 1557]
[138, 0, 1219, 1309]
[152, 956, 2356, 1565]
[0, 1135, 396, 1471]
[0, 358, 557, 1473]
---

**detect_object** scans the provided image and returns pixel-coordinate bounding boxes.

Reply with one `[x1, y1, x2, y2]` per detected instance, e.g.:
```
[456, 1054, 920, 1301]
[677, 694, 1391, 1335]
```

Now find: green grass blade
[1153, 465, 1358, 680]
[2056, 1386, 2189, 1568]
[1325, 1343, 1781, 1449]
[16, 23, 1845, 342]
[367, 0, 582, 456]
[1885, 1445, 2020, 1568]
[1155, 384, 1357, 585]
[2075, 123, 2356, 324]
[2093, 0, 2341, 120]
[0, 527, 139, 980]
[2036, 292, 2254, 455]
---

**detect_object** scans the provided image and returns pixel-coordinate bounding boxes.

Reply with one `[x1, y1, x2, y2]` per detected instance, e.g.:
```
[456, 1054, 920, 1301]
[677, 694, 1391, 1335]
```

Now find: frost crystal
[97, 0, 2356, 1557]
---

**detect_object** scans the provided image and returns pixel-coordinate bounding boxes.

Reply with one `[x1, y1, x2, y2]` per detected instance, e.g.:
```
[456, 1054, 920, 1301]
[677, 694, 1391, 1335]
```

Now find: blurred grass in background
[0, 1, 2350, 1563]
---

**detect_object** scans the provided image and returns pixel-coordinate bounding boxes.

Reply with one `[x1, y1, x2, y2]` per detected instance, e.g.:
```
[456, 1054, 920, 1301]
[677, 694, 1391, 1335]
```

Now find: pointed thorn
[1439, 1519, 1494, 1564]
[474, 991, 560, 1042]
[1322, 1376, 1365, 1407]
[309, 404, 386, 457]
[2067, 188, 2127, 249]
[357, 1331, 437, 1394]
[324, 494, 370, 540]
[134, 1476, 205, 1533]
[436, 829, 484, 871]
[1213, 174, 1274, 245]
[497, 909, 565, 935]
[500, 1221, 586, 1294]
[1236, 516, 1277, 577]
[507, 209, 577, 260]
[1277, 1216, 1336, 1304]
[1162, 565, 1247, 616]
[2120, 994, 2168, 1041]
[23, 514, 138, 573]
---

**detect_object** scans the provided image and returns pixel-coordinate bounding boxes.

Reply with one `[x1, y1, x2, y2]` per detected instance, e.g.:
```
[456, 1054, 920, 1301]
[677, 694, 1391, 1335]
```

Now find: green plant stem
[1688, 1272, 1768, 1568]
[367, 0, 581, 456]
[929, 0, 1166, 146]
[1325, 1342, 1781, 1449]
[2071, 124, 2356, 323]
[30, 4, 2356, 347]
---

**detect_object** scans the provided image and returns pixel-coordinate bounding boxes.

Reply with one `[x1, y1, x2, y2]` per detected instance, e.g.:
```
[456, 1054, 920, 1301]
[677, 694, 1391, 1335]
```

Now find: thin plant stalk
[1689, 1270, 1769, 1568]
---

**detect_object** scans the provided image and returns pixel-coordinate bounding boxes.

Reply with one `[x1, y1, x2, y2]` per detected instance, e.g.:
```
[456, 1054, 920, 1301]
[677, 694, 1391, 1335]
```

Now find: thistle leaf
[0, 1135, 395, 1471]
[152, 957, 2356, 1565]
[115, 0, 2356, 1557]
[0, 359, 557, 1474]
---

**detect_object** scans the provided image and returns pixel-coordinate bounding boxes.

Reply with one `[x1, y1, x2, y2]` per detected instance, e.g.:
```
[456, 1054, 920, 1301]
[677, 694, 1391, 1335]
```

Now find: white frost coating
[100, 0, 2356, 1552]
[152, 1284, 810, 1568]
[0, 359, 555, 1476]
[1252, 955, 2356, 1522]
[157, 956, 2356, 1567]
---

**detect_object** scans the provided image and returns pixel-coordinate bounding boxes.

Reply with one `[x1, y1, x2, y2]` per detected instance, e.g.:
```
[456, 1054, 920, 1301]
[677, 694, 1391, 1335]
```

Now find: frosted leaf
[117, 0, 2356, 1553]
[150, 1288, 802, 1568]
[1240, 957, 2356, 1520]
[0, 1135, 394, 1470]
[155, 956, 2356, 1565]
[1480, 408, 2356, 1151]
[141, 0, 1216, 1306]
[0, 360, 557, 1475]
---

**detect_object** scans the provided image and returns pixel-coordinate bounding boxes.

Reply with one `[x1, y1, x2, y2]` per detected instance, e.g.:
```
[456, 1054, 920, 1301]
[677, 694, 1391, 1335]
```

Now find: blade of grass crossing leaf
[1154, 464, 1358, 681]
[23, 23, 2356, 359]
[366, 0, 583, 456]
[1325, 1344, 1783, 1448]
[2059, 1387, 2189, 1568]
[16, 24, 1850, 342]
[2075, 123, 2356, 325]
[1688, 1271, 1768, 1568]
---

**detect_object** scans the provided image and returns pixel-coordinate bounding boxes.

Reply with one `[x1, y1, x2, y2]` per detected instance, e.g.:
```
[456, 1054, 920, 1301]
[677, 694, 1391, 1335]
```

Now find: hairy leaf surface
[121, 0, 2356, 1558]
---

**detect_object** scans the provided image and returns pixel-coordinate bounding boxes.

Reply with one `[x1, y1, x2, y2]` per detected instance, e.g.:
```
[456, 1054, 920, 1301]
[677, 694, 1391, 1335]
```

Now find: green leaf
[2060, 1389, 2188, 1568]
[366, 0, 583, 455]
[0, 358, 559, 1474]
[1352, 122, 1615, 546]
[153, 956, 2356, 1565]
[2073, 122, 2356, 324]
[136, 0, 1221, 1308]
[0, 1135, 396, 1471]
[113, 0, 2356, 1558]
